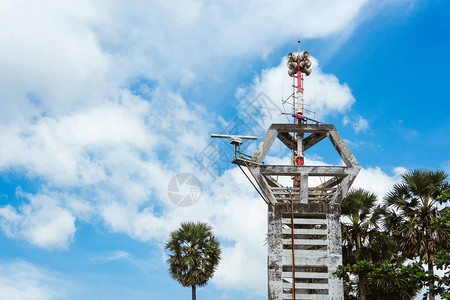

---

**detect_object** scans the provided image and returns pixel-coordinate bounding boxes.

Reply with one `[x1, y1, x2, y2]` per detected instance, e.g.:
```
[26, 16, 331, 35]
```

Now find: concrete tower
[236, 123, 360, 299]
[213, 44, 360, 299]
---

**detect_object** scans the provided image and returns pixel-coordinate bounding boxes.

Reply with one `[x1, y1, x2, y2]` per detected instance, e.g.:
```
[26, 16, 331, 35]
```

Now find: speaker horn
[288, 62, 298, 69]
[287, 52, 296, 61]
[288, 69, 297, 76]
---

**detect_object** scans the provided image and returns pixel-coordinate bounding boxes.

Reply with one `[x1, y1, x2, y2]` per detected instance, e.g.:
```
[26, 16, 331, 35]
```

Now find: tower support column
[268, 204, 283, 299]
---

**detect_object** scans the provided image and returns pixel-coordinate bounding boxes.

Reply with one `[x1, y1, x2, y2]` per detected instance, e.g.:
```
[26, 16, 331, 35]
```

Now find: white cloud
[92, 0, 370, 85]
[0, 261, 69, 300]
[214, 242, 266, 291]
[353, 116, 369, 132]
[343, 115, 351, 126]
[343, 115, 369, 133]
[0, 87, 214, 247]
[0, 190, 76, 250]
[0, 0, 371, 119]
[206, 169, 267, 292]
[95, 250, 130, 262]
[303, 57, 356, 116]
[353, 166, 406, 199]
[0, 0, 111, 121]
[237, 56, 356, 128]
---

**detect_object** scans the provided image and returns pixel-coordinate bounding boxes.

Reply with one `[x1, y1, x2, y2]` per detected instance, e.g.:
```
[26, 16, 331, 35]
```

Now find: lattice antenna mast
[286, 41, 313, 189]
[296, 41, 303, 117]
[287, 41, 312, 123]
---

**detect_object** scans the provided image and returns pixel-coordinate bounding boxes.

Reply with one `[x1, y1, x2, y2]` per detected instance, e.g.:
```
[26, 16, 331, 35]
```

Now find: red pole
[296, 41, 304, 167]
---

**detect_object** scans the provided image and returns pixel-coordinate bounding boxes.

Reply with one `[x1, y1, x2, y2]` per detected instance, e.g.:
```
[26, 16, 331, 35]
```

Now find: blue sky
[0, 1, 449, 299]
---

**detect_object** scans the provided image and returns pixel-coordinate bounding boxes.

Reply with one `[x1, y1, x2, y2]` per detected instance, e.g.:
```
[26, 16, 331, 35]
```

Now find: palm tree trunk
[357, 235, 366, 300]
[192, 284, 196, 300]
[428, 260, 435, 300]
[425, 218, 435, 300]
[358, 274, 366, 300]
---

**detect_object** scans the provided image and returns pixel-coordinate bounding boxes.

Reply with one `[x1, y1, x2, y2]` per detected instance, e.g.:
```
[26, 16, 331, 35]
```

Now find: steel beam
[252, 128, 278, 164]
[277, 132, 296, 152]
[271, 123, 335, 133]
[304, 132, 328, 151]
[327, 130, 360, 169]
[259, 165, 355, 177]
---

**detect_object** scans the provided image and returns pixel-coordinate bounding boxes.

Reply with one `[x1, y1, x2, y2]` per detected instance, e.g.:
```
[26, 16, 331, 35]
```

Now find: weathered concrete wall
[268, 203, 343, 300]
[327, 204, 344, 299]
[268, 204, 283, 299]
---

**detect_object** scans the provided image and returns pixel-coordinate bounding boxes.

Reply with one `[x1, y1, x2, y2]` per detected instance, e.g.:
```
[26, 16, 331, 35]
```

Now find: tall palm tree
[341, 188, 386, 300]
[385, 169, 450, 300]
[165, 221, 221, 300]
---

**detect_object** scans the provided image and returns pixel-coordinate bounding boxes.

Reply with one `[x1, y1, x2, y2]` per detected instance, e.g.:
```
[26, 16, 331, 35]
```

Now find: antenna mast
[286, 41, 312, 184]
[296, 40, 304, 117]
[287, 40, 312, 124]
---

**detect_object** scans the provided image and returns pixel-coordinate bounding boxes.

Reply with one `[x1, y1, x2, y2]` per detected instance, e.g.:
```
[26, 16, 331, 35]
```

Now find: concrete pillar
[327, 204, 344, 299]
[268, 204, 283, 299]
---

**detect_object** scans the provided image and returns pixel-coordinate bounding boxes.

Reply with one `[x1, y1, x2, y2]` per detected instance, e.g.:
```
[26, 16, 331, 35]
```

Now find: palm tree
[341, 188, 386, 300]
[385, 169, 450, 300]
[165, 221, 221, 300]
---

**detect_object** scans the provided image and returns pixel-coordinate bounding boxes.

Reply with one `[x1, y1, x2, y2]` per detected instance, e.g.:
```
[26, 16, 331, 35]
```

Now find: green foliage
[436, 192, 450, 205]
[341, 189, 388, 265]
[427, 250, 450, 299]
[165, 222, 221, 289]
[384, 169, 449, 300]
[335, 260, 426, 300]
[338, 169, 449, 300]
[367, 260, 426, 299]
[340, 188, 395, 299]
[384, 169, 449, 261]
